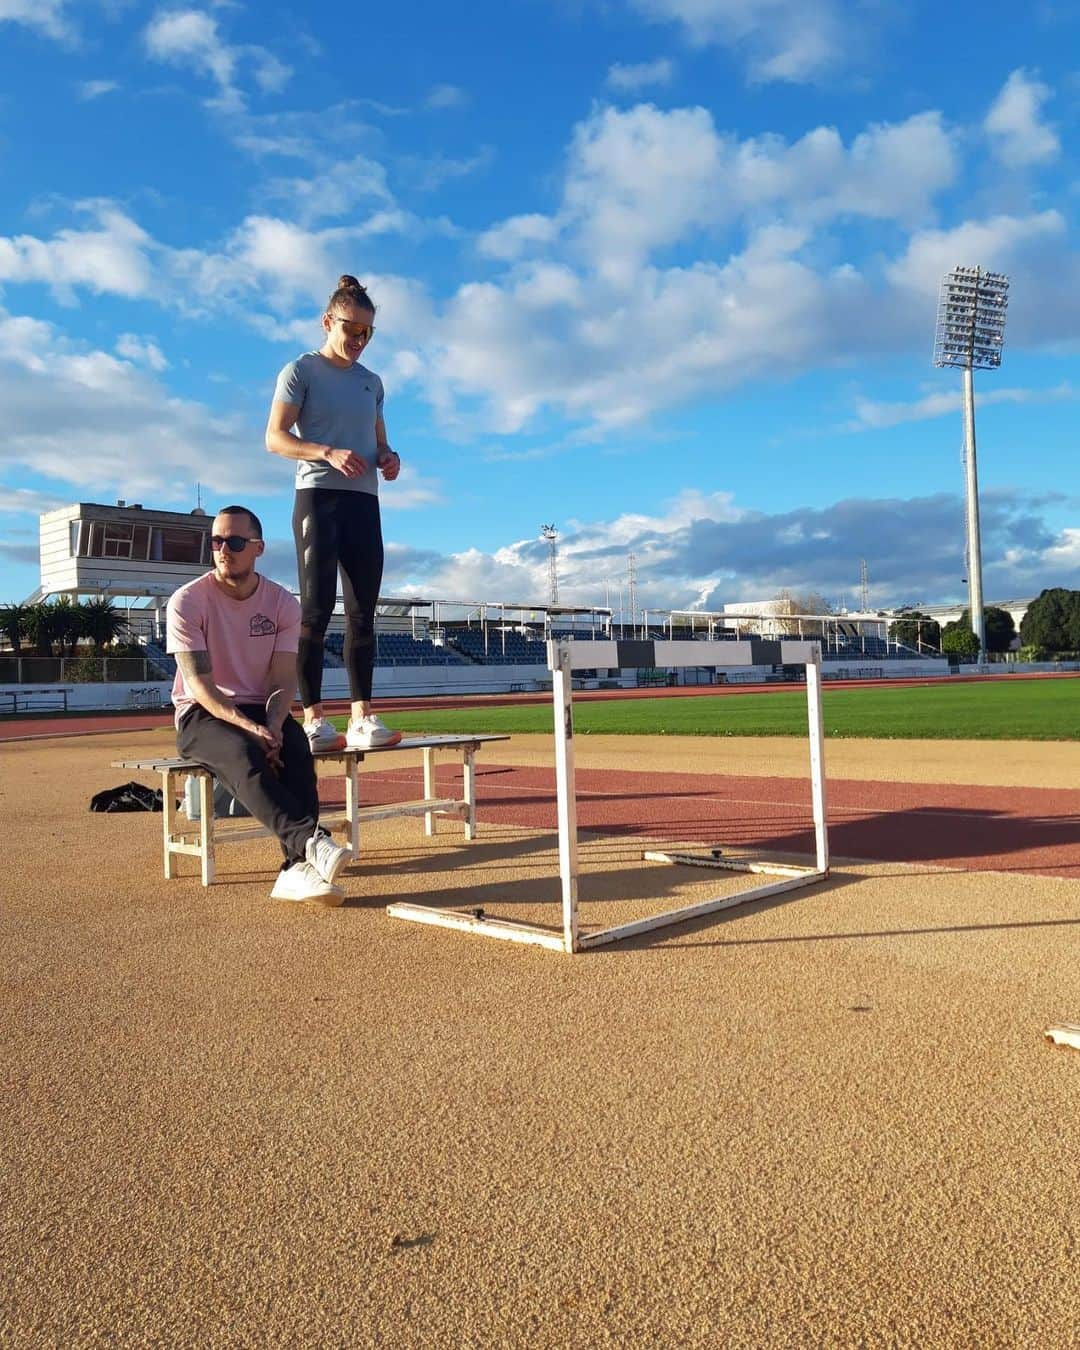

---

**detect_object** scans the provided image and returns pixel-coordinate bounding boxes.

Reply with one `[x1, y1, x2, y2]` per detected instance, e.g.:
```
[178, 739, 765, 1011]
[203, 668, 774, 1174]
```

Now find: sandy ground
[3, 727, 1080, 1348]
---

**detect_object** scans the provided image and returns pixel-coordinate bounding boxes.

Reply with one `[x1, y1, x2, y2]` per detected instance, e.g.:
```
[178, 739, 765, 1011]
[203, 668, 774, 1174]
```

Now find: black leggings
[293, 488, 384, 706]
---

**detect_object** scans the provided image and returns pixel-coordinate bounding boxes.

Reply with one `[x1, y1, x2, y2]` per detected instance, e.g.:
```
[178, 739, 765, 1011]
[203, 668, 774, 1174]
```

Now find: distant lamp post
[540, 524, 559, 606]
[933, 265, 1010, 660]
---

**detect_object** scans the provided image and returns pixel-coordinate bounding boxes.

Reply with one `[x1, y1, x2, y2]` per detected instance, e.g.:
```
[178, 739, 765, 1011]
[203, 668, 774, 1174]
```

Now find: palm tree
[50, 596, 84, 655]
[22, 602, 64, 656]
[0, 603, 28, 655]
[80, 597, 126, 650]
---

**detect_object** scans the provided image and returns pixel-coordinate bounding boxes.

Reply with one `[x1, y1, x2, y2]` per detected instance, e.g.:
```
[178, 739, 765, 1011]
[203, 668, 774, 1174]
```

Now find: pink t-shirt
[166, 572, 301, 724]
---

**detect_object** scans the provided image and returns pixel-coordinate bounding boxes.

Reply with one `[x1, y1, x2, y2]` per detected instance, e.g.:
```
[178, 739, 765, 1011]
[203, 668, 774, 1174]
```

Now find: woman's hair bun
[338, 274, 363, 291]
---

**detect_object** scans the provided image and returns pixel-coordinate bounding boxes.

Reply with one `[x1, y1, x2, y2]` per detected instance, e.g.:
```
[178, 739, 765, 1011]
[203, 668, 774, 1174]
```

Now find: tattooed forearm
[176, 650, 212, 678]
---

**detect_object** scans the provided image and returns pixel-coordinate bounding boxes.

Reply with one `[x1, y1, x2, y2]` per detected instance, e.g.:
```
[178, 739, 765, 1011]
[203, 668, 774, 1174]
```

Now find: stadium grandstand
[0, 498, 1045, 711]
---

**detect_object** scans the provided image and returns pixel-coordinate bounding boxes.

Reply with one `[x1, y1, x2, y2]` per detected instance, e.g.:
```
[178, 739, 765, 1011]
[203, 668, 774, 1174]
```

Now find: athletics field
[2, 678, 1079, 1346]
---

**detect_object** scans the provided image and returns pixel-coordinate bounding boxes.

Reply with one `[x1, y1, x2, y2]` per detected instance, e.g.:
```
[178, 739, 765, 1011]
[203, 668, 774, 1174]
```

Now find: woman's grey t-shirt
[273, 352, 385, 495]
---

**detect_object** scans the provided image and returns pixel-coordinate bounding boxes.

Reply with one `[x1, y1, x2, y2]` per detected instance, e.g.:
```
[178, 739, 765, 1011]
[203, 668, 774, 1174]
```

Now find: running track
[318, 760, 1080, 882]
[5, 678, 1079, 880]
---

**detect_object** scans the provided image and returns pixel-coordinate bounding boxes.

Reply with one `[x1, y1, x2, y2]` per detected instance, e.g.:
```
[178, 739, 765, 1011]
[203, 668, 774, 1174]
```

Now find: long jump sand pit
[3, 727, 1080, 1346]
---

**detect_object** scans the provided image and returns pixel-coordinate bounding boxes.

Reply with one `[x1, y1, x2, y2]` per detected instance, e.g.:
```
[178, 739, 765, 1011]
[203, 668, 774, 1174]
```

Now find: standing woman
[266, 275, 402, 751]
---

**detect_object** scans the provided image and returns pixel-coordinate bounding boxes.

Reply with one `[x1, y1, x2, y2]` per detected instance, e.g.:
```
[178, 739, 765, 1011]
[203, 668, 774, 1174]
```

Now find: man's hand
[324, 446, 367, 478]
[378, 449, 401, 481]
[246, 720, 283, 774]
[263, 689, 288, 774]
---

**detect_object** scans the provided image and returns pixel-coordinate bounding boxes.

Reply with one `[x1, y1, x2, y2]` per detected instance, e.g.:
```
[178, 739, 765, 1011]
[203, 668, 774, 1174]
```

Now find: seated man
[166, 504, 352, 904]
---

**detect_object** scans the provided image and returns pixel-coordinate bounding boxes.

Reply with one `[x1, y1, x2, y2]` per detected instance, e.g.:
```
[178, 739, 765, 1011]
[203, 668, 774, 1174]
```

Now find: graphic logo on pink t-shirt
[249, 614, 277, 636]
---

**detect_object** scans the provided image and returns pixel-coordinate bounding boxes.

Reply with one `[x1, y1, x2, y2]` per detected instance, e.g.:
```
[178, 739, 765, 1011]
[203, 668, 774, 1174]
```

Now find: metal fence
[0, 657, 165, 684]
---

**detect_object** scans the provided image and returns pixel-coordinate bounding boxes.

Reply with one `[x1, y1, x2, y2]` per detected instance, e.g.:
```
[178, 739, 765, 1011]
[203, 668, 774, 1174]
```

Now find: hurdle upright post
[806, 650, 829, 875]
[551, 640, 580, 953]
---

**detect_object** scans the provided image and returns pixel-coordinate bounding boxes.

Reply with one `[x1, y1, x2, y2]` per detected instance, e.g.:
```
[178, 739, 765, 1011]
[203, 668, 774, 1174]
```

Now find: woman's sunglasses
[330, 316, 375, 341]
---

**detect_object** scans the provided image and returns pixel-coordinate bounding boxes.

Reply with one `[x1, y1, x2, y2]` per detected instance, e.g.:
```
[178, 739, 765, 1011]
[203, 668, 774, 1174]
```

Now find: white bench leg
[198, 771, 215, 886]
[423, 747, 436, 836]
[162, 770, 178, 879]
[345, 754, 360, 855]
[463, 746, 477, 840]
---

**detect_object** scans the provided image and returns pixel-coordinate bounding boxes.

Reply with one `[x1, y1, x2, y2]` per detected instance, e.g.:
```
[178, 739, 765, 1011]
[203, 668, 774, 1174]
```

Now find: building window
[150, 527, 205, 564]
[79, 521, 152, 559]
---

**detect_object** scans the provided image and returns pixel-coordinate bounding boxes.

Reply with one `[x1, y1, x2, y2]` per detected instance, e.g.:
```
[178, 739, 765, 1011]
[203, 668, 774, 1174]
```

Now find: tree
[982, 606, 1016, 654]
[772, 590, 833, 636]
[0, 603, 28, 655]
[956, 607, 1016, 654]
[22, 602, 64, 656]
[888, 611, 941, 652]
[50, 596, 84, 655]
[1019, 589, 1073, 653]
[80, 597, 126, 650]
[941, 621, 979, 658]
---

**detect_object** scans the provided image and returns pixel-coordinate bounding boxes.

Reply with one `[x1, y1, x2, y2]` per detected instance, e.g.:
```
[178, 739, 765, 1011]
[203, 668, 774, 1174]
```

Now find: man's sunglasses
[210, 535, 259, 552]
[330, 315, 375, 341]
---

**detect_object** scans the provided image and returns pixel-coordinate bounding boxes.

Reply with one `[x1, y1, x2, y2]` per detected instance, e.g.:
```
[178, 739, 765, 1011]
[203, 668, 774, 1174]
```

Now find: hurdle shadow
[363, 835, 849, 936]
[593, 804, 1080, 874]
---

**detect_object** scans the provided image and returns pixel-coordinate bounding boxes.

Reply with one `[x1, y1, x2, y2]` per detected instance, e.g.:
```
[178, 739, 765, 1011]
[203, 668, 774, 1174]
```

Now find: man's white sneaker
[270, 860, 344, 905]
[305, 828, 354, 886]
[345, 713, 402, 750]
[304, 717, 347, 752]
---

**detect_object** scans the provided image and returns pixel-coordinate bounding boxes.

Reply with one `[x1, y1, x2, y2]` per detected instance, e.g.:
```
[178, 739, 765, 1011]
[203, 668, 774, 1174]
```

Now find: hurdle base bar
[577, 865, 828, 950]
[642, 850, 819, 879]
[1045, 1023, 1080, 1051]
[387, 861, 827, 954]
[386, 902, 569, 951]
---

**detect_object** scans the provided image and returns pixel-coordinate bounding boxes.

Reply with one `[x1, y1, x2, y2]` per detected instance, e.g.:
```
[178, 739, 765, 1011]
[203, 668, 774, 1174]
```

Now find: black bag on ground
[89, 781, 163, 813]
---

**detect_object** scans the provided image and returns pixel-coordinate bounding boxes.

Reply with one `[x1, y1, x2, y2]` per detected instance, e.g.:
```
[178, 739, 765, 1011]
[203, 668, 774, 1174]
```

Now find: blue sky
[1, 0, 1078, 614]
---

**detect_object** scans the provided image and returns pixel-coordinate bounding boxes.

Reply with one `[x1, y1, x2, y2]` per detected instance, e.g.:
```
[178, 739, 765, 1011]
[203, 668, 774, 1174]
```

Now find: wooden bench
[112, 733, 510, 886]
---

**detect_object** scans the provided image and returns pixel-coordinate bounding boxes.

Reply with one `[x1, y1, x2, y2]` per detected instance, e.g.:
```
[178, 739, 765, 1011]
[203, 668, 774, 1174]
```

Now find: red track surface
[323, 761, 1080, 881]
[7, 680, 1079, 880]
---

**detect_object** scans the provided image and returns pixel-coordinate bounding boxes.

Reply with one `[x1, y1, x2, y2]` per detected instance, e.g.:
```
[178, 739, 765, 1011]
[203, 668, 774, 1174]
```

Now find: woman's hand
[324, 447, 367, 478]
[378, 449, 401, 481]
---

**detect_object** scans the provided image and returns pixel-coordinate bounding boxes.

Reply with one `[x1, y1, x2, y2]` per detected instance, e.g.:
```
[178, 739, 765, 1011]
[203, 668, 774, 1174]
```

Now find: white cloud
[143, 8, 290, 112]
[848, 382, 1075, 431]
[78, 79, 119, 100]
[557, 105, 957, 279]
[0, 0, 71, 41]
[477, 213, 561, 261]
[426, 83, 468, 109]
[0, 202, 155, 299]
[0, 307, 268, 498]
[0, 485, 69, 517]
[625, 0, 851, 84]
[260, 154, 394, 226]
[378, 464, 443, 511]
[985, 68, 1060, 169]
[883, 211, 1080, 351]
[606, 58, 675, 92]
[381, 485, 1080, 612]
[116, 333, 169, 372]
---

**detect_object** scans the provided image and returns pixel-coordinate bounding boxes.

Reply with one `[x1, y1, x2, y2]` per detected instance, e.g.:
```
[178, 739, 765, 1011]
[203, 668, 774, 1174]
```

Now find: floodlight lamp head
[933, 265, 1010, 371]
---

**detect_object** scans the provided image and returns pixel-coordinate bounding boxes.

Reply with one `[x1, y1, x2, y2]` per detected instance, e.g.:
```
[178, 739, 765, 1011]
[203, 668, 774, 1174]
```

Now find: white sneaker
[304, 717, 346, 752]
[270, 860, 344, 906]
[345, 712, 402, 750]
[305, 828, 354, 885]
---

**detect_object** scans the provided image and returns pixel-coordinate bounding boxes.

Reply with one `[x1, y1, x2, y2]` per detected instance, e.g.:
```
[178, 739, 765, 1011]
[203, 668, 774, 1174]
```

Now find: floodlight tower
[540, 524, 559, 606]
[627, 552, 638, 636]
[933, 265, 1009, 659]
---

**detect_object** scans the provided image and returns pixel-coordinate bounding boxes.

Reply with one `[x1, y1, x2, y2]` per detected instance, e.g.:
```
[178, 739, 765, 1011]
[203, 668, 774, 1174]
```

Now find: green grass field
[341, 677, 1080, 741]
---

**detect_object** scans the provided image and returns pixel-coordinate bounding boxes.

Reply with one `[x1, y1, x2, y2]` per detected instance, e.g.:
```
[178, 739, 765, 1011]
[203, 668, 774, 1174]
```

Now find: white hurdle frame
[388, 638, 830, 953]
